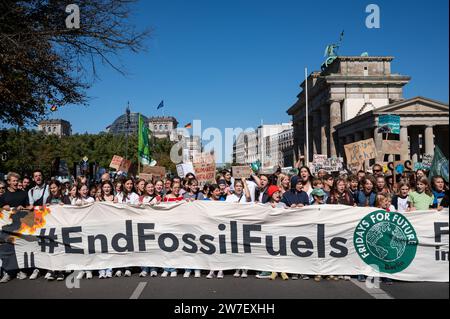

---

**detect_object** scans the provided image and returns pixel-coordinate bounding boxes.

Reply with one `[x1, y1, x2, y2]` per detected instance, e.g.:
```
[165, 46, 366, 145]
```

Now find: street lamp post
[125, 102, 131, 161]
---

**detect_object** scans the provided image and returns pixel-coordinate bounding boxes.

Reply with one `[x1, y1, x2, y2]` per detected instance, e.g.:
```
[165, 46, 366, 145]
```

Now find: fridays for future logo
[354, 210, 418, 274]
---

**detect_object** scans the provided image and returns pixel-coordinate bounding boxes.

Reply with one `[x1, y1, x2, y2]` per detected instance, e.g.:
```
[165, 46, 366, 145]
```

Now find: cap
[311, 188, 326, 197]
[267, 185, 281, 198]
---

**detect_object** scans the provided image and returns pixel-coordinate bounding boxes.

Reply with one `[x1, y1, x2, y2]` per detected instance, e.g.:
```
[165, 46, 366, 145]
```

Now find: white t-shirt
[75, 196, 95, 206]
[226, 193, 250, 203]
[397, 197, 409, 213]
[142, 195, 160, 205]
[244, 180, 257, 203]
[115, 192, 140, 205]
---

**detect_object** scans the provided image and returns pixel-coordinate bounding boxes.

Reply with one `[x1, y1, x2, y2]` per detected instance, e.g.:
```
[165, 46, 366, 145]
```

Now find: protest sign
[138, 173, 154, 182]
[142, 165, 166, 178]
[232, 166, 253, 179]
[109, 155, 123, 170]
[381, 140, 408, 156]
[118, 159, 132, 173]
[344, 138, 377, 165]
[193, 154, 216, 185]
[422, 154, 433, 170]
[1, 202, 447, 282]
[378, 115, 400, 134]
[176, 163, 195, 178]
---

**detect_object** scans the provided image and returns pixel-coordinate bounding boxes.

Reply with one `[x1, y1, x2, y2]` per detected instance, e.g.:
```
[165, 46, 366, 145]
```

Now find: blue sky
[44, 0, 448, 147]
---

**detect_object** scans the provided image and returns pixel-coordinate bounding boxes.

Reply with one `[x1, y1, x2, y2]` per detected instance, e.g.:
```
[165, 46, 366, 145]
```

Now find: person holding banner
[135, 179, 146, 202]
[115, 178, 139, 205]
[142, 182, 161, 205]
[74, 184, 95, 206]
[154, 180, 165, 201]
[225, 179, 251, 204]
[298, 166, 314, 199]
[391, 181, 411, 213]
[327, 177, 354, 206]
[253, 174, 270, 204]
[183, 179, 205, 201]
[347, 175, 359, 203]
[431, 176, 448, 209]
[355, 176, 377, 207]
[375, 176, 391, 194]
[281, 176, 309, 208]
[163, 182, 184, 202]
[46, 181, 71, 206]
[277, 174, 290, 196]
[409, 177, 434, 211]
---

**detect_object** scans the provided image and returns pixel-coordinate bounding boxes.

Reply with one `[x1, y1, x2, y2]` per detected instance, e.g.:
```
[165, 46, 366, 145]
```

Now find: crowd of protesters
[0, 162, 448, 284]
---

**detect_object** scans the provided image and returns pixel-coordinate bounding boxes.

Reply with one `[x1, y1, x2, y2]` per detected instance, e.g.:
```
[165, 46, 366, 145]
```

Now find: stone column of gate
[373, 127, 383, 163]
[424, 125, 435, 156]
[400, 126, 409, 161]
[363, 129, 372, 169]
[329, 99, 342, 157]
[312, 111, 321, 156]
[320, 105, 329, 157]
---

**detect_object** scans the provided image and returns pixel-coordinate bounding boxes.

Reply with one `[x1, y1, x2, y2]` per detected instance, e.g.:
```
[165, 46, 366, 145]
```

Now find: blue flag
[157, 100, 164, 110]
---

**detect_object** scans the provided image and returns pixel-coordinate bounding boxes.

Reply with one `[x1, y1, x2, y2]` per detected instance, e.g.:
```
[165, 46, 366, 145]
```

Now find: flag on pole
[157, 100, 164, 110]
[138, 114, 154, 166]
[428, 146, 449, 183]
[184, 123, 192, 128]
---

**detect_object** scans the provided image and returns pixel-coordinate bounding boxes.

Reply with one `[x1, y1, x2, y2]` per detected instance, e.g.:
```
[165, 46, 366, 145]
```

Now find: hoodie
[281, 179, 310, 207]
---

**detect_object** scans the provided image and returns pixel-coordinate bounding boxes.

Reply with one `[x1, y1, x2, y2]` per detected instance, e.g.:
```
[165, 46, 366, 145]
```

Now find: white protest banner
[1, 203, 448, 282]
[176, 163, 195, 178]
[232, 166, 253, 179]
[193, 154, 216, 185]
[344, 138, 377, 165]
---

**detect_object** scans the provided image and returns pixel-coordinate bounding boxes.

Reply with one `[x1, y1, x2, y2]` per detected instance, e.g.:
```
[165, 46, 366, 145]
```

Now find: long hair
[298, 166, 313, 185]
[99, 181, 115, 201]
[47, 180, 63, 202]
[329, 177, 351, 204]
[122, 178, 136, 199]
[416, 177, 433, 197]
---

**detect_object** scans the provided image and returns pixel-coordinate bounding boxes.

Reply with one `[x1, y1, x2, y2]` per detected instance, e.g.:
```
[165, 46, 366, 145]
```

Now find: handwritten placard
[232, 166, 253, 179]
[344, 138, 377, 165]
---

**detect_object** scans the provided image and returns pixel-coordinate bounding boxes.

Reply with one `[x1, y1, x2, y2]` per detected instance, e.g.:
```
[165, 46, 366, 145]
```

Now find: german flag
[184, 123, 192, 128]
[50, 105, 58, 112]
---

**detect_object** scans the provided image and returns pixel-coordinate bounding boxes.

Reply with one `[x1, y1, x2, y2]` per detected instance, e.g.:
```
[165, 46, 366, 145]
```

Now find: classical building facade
[148, 116, 178, 141]
[287, 56, 449, 163]
[38, 119, 72, 137]
[335, 97, 449, 163]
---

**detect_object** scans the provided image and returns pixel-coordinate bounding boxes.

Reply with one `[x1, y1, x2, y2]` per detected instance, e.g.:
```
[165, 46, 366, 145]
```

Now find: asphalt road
[0, 270, 448, 299]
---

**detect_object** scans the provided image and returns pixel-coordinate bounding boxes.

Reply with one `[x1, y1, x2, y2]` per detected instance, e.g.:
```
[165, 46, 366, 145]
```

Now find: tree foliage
[0, 129, 176, 177]
[0, 0, 150, 126]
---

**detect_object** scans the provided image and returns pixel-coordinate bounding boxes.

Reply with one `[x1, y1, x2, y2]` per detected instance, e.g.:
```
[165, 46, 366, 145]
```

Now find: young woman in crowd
[375, 176, 391, 194]
[97, 181, 115, 203]
[94, 181, 115, 279]
[391, 181, 411, 213]
[376, 193, 395, 212]
[75, 184, 95, 206]
[89, 185, 97, 199]
[142, 182, 161, 205]
[277, 174, 291, 196]
[321, 174, 334, 202]
[204, 184, 226, 279]
[135, 179, 146, 201]
[327, 177, 354, 206]
[139, 181, 161, 278]
[114, 178, 139, 206]
[409, 177, 434, 211]
[223, 179, 252, 279]
[183, 179, 205, 201]
[226, 179, 251, 204]
[347, 175, 360, 203]
[164, 179, 173, 196]
[160, 182, 184, 278]
[253, 174, 270, 204]
[282, 176, 309, 208]
[415, 169, 427, 181]
[163, 182, 184, 202]
[255, 186, 288, 280]
[431, 176, 448, 209]
[355, 176, 377, 207]
[46, 180, 71, 206]
[298, 166, 314, 199]
[114, 180, 123, 197]
[154, 180, 165, 201]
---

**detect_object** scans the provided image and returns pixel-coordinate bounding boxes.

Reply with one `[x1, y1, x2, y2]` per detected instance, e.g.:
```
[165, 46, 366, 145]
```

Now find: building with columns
[335, 97, 449, 164]
[287, 56, 449, 163]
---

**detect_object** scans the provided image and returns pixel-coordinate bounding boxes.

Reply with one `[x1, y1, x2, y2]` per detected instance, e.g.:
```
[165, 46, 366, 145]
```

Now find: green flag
[138, 114, 152, 166]
[429, 146, 449, 183]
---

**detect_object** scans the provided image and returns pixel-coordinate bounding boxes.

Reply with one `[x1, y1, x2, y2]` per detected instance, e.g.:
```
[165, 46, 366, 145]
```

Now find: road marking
[129, 282, 147, 299]
[349, 279, 394, 299]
